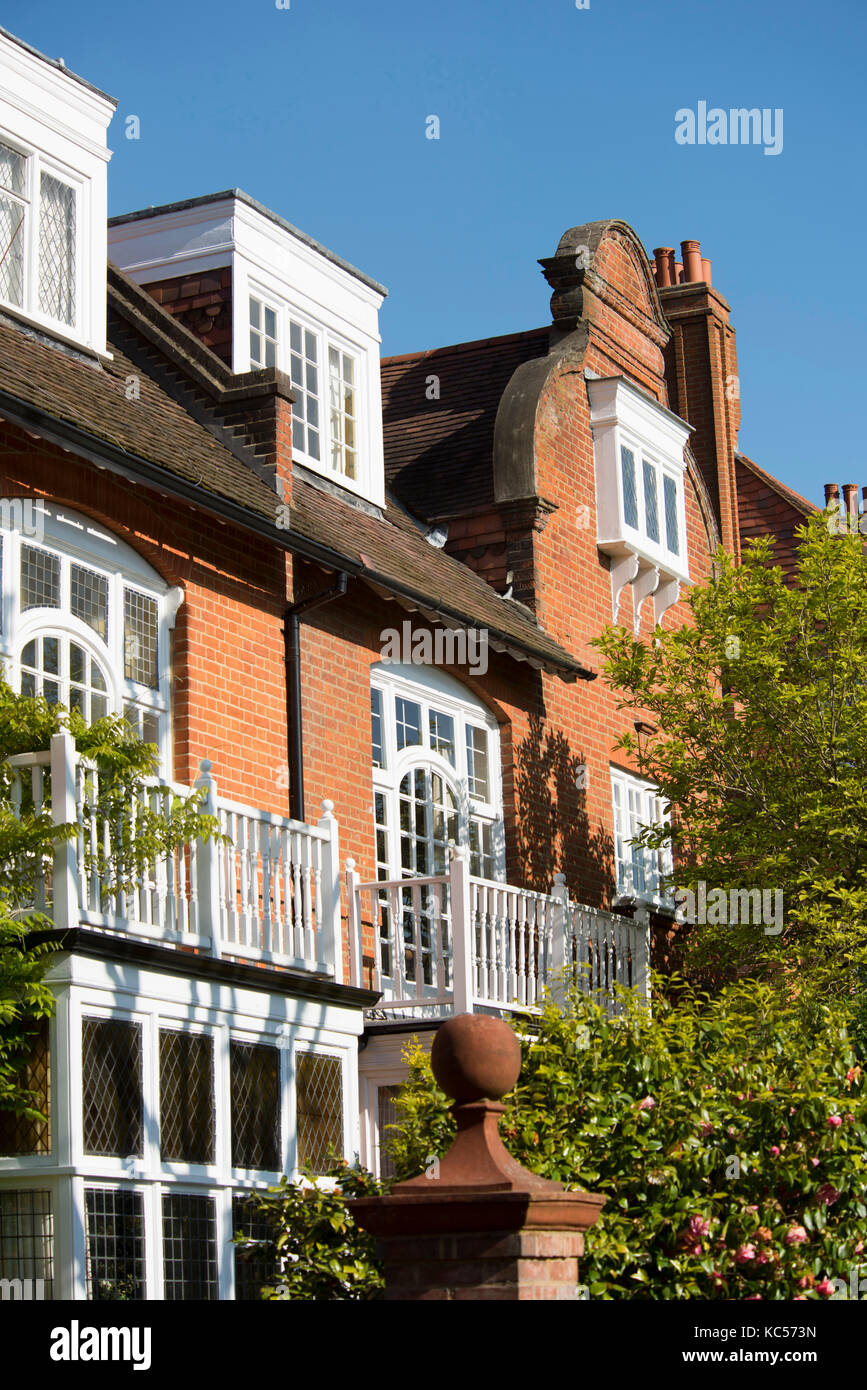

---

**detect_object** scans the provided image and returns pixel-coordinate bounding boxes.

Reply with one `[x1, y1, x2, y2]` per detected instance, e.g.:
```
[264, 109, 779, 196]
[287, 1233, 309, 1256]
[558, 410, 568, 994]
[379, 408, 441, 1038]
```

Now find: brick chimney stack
[651, 238, 741, 560]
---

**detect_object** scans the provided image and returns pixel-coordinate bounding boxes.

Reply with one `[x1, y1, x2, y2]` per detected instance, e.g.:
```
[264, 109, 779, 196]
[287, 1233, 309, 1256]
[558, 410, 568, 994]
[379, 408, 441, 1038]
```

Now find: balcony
[5, 731, 342, 979]
[347, 846, 650, 1020]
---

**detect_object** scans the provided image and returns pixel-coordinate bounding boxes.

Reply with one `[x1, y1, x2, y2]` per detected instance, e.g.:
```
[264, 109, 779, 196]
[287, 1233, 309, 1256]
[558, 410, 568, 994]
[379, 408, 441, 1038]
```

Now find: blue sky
[5, 0, 864, 505]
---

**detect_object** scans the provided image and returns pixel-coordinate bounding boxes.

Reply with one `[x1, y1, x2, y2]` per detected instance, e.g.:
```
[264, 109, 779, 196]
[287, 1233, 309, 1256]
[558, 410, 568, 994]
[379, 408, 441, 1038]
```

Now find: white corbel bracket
[633, 561, 660, 634]
[610, 552, 640, 623]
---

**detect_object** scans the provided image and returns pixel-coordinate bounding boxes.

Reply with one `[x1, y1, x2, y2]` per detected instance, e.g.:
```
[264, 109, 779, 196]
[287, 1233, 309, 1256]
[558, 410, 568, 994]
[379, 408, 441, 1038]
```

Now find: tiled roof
[735, 453, 816, 578]
[0, 273, 589, 681]
[381, 328, 550, 517]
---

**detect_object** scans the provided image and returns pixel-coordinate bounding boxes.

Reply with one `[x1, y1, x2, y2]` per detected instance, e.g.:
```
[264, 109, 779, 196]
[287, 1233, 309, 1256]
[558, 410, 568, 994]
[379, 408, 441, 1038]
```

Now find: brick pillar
[351, 1014, 605, 1301]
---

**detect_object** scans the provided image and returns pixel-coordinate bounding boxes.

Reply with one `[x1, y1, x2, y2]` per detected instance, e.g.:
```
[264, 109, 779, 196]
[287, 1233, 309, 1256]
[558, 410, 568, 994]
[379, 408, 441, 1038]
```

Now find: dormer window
[588, 376, 692, 630]
[247, 289, 365, 489]
[0, 142, 77, 329]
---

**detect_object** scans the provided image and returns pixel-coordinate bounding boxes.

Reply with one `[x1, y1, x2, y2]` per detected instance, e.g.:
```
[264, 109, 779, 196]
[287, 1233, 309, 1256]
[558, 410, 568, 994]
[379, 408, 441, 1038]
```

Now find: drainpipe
[284, 572, 348, 822]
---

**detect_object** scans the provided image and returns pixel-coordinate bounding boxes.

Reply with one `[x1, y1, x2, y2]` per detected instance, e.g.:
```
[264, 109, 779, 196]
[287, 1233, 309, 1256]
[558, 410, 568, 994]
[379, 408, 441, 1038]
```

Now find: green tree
[594, 510, 867, 1014]
[0, 676, 220, 1127]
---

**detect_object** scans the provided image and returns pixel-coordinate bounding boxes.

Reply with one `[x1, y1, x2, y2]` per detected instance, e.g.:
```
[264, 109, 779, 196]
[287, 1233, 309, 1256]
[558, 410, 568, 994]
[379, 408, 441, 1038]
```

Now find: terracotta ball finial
[431, 1013, 521, 1103]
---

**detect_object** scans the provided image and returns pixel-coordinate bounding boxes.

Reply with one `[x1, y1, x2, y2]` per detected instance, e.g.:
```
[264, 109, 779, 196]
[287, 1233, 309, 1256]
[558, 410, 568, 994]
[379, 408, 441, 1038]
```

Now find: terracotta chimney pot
[653, 247, 674, 288]
[681, 240, 703, 283]
[701, 257, 712, 284]
[842, 483, 858, 519]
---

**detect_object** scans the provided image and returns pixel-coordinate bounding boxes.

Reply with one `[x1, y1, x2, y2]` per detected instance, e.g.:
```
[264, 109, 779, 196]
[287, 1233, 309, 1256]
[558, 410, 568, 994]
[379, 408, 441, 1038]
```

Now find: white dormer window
[0, 141, 77, 329]
[588, 376, 692, 631]
[247, 289, 364, 490]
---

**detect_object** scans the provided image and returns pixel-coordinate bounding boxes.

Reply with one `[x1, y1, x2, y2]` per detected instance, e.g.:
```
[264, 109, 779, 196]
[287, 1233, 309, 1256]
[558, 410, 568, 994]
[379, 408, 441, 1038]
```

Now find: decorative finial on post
[351, 1013, 606, 1298]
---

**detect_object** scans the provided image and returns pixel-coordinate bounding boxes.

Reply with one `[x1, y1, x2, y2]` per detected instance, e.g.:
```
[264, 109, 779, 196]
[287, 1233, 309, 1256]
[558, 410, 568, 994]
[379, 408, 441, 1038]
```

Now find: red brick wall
[139, 267, 233, 366]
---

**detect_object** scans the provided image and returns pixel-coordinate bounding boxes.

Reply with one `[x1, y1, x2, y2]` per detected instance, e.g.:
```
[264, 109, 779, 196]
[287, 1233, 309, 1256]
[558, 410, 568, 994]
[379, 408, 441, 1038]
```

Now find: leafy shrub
[387, 980, 867, 1299]
[233, 1161, 385, 1301]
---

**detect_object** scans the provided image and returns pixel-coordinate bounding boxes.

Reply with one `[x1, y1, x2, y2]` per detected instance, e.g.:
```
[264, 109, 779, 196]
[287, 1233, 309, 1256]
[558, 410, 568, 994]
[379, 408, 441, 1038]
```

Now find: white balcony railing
[347, 845, 650, 1018]
[5, 731, 341, 978]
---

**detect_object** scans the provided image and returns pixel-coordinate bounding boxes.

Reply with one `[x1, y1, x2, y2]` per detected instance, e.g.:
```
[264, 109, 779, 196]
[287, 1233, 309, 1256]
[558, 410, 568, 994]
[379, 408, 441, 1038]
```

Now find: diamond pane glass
[232, 1194, 279, 1301]
[84, 1188, 145, 1301]
[377, 1084, 401, 1180]
[82, 1018, 143, 1158]
[664, 474, 680, 555]
[38, 173, 76, 326]
[159, 1030, 215, 1164]
[0, 193, 25, 308]
[230, 1040, 281, 1171]
[643, 459, 659, 542]
[621, 446, 638, 529]
[0, 1018, 50, 1156]
[162, 1193, 218, 1301]
[296, 1053, 343, 1175]
[0, 1190, 54, 1300]
[0, 143, 25, 197]
[71, 564, 108, 639]
[20, 545, 60, 610]
[123, 589, 159, 688]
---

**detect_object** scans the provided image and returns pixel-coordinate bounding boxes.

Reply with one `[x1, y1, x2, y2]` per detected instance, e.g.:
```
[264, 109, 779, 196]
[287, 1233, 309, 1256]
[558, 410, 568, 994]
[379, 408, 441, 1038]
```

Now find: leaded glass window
[664, 473, 680, 555]
[159, 1030, 215, 1165]
[81, 1018, 143, 1158]
[38, 173, 76, 326]
[0, 1018, 50, 1156]
[643, 459, 660, 543]
[230, 1040, 281, 1171]
[20, 545, 60, 610]
[123, 588, 158, 688]
[0, 1190, 54, 1300]
[70, 563, 108, 639]
[0, 141, 27, 309]
[296, 1052, 343, 1175]
[621, 446, 638, 529]
[84, 1187, 145, 1301]
[162, 1193, 218, 1300]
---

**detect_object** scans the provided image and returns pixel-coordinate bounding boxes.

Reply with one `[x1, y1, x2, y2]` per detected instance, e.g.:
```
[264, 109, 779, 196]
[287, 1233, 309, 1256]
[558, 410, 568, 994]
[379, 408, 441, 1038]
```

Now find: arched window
[369, 663, 505, 987]
[370, 662, 504, 883]
[0, 500, 181, 765]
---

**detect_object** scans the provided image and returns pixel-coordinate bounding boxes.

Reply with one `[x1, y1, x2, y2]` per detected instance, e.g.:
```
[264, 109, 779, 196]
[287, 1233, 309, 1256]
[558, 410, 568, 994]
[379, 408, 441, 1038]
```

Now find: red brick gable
[735, 452, 816, 578]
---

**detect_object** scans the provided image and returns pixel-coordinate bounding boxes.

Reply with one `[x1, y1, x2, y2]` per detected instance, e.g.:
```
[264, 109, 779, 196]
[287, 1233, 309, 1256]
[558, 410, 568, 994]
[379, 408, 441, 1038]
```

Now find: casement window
[246, 290, 363, 492]
[249, 295, 277, 368]
[55, 1010, 348, 1298]
[370, 665, 504, 983]
[0, 139, 78, 330]
[0, 1188, 55, 1299]
[588, 376, 691, 628]
[0, 503, 177, 766]
[610, 767, 674, 907]
[0, 1019, 50, 1157]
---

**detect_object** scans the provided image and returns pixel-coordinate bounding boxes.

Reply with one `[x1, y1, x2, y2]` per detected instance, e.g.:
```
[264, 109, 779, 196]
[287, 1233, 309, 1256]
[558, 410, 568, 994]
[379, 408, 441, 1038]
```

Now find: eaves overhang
[0, 388, 594, 684]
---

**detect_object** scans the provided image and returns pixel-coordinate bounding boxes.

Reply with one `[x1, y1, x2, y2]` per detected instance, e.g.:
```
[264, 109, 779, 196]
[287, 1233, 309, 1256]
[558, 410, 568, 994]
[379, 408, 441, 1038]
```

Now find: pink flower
[699, 1121, 714, 1136]
[769, 1145, 780, 1157]
[798, 1275, 814, 1289]
[745, 1294, 762, 1300]
[854, 1241, 864, 1255]
[816, 1183, 840, 1206]
[810, 1157, 820, 1168]
[827, 1114, 842, 1129]
[735, 1244, 756, 1264]
[785, 1225, 808, 1246]
[815, 1277, 836, 1297]
[757, 1252, 770, 1265]
[637, 1096, 655, 1111]
[687, 1215, 711, 1240]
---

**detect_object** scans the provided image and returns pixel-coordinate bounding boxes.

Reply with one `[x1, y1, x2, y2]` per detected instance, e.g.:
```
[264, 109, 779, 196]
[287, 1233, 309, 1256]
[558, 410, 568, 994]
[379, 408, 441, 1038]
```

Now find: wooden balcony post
[633, 905, 651, 1005]
[193, 758, 222, 957]
[449, 845, 474, 1016]
[317, 800, 342, 983]
[49, 731, 79, 933]
[548, 872, 570, 1007]
[345, 858, 362, 988]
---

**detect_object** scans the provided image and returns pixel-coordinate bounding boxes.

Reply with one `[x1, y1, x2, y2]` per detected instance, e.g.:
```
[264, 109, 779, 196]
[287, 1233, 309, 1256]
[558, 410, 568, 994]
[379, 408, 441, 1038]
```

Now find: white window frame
[244, 280, 369, 500]
[371, 663, 505, 885]
[588, 375, 692, 629]
[0, 132, 82, 333]
[610, 766, 674, 910]
[0, 501, 180, 770]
